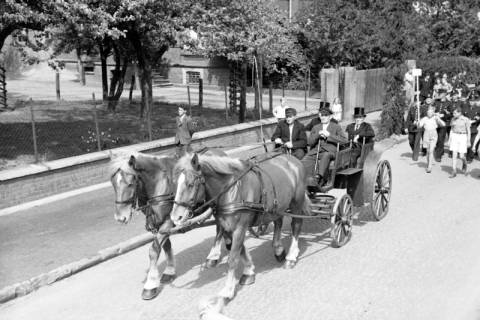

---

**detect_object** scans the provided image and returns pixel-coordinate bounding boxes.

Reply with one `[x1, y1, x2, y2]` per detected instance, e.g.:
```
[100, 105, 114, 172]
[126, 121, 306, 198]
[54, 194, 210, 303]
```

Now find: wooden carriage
[306, 139, 392, 248]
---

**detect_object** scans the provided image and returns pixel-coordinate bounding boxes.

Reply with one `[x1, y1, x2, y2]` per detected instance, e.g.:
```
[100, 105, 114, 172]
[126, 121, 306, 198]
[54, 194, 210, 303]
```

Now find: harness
[184, 152, 284, 224]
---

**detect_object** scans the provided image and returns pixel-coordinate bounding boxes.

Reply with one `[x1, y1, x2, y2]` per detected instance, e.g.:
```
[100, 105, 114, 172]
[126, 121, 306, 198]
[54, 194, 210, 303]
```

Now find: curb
[0, 232, 154, 304]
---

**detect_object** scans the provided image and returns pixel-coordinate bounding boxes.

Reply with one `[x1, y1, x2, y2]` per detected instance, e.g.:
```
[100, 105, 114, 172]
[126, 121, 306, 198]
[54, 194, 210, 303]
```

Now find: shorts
[422, 130, 438, 149]
[449, 132, 468, 154]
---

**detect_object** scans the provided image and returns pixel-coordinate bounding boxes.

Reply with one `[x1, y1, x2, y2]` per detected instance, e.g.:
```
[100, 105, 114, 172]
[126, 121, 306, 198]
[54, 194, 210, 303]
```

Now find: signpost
[412, 68, 423, 161]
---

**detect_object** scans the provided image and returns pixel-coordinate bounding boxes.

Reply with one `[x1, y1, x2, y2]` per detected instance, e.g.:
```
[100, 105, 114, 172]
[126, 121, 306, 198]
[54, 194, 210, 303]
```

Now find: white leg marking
[286, 237, 300, 262]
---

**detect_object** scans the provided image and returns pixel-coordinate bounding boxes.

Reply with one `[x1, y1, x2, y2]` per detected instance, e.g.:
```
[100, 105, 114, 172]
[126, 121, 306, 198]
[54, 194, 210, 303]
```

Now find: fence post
[56, 70, 61, 101]
[187, 85, 192, 114]
[30, 101, 39, 163]
[147, 100, 153, 141]
[198, 78, 203, 109]
[224, 84, 228, 120]
[92, 93, 102, 151]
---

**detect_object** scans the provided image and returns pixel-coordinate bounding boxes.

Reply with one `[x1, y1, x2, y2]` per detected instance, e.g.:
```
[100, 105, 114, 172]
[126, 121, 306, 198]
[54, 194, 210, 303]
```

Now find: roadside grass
[0, 98, 272, 169]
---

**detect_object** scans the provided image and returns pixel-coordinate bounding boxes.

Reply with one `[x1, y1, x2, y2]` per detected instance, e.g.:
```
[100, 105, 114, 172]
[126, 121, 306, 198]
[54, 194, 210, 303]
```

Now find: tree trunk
[107, 44, 128, 112]
[99, 41, 110, 102]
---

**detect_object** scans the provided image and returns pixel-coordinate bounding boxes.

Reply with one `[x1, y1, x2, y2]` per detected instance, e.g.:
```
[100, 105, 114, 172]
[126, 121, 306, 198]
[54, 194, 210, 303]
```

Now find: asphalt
[0, 111, 382, 294]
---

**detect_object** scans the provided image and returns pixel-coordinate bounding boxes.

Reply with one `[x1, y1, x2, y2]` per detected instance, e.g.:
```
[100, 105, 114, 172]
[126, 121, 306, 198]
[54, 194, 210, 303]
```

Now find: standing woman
[175, 106, 194, 158]
[432, 78, 443, 101]
[448, 107, 471, 177]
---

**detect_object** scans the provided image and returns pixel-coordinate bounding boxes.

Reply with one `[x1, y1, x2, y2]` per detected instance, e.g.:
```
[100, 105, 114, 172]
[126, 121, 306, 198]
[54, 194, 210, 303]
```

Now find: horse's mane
[109, 149, 174, 176]
[176, 153, 246, 175]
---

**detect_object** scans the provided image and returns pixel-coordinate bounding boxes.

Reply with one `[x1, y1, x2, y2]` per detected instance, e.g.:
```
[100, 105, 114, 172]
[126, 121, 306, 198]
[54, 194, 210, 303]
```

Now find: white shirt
[288, 123, 294, 143]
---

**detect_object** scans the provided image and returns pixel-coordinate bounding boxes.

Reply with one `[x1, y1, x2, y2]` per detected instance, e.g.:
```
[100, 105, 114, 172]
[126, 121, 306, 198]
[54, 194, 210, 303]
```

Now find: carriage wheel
[331, 194, 353, 248]
[369, 160, 392, 221]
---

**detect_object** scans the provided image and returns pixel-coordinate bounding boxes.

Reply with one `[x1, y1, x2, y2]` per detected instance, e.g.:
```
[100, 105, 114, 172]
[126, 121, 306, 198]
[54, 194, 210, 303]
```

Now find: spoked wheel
[331, 194, 353, 248]
[369, 160, 392, 221]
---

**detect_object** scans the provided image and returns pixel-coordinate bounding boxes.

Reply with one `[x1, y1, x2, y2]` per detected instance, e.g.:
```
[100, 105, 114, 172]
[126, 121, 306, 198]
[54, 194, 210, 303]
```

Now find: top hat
[353, 107, 367, 118]
[319, 101, 331, 110]
[285, 108, 296, 117]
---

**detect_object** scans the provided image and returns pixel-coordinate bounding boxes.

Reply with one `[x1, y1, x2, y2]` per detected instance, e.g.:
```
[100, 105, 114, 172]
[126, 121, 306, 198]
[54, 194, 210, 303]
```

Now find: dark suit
[175, 115, 194, 157]
[405, 104, 428, 152]
[463, 102, 480, 161]
[345, 122, 375, 166]
[302, 121, 347, 181]
[271, 120, 307, 159]
[434, 101, 453, 160]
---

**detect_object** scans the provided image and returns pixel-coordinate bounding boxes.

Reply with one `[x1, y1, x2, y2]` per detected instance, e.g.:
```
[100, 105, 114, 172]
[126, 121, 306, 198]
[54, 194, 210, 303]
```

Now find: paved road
[2, 140, 480, 320]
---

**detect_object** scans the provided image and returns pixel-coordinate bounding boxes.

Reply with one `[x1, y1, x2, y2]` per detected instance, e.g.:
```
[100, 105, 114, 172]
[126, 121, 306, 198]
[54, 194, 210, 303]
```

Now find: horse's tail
[302, 192, 312, 216]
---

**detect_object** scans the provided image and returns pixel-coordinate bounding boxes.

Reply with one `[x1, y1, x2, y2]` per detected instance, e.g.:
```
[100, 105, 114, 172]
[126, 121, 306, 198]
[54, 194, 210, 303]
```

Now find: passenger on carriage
[302, 107, 347, 186]
[345, 107, 375, 167]
[271, 107, 307, 159]
[305, 102, 338, 131]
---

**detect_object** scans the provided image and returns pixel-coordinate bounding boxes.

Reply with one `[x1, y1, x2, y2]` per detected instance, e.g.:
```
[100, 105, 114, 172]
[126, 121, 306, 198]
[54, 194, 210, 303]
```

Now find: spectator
[418, 105, 445, 173]
[432, 77, 444, 101]
[441, 74, 453, 96]
[271, 108, 307, 160]
[345, 107, 375, 167]
[273, 97, 288, 122]
[434, 94, 453, 162]
[420, 73, 433, 102]
[331, 97, 343, 122]
[448, 107, 471, 177]
[404, 68, 415, 106]
[174, 106, 194, 158]
[405, 98, 428, 153]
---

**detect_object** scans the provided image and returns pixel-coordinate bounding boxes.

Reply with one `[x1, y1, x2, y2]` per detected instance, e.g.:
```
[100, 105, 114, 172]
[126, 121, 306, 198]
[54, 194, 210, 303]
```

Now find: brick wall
[0, 112, 317, 209]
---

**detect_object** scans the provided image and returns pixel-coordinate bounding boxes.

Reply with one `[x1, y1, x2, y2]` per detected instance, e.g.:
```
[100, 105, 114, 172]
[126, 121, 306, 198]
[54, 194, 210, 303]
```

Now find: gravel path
[1, 139, 480, 320]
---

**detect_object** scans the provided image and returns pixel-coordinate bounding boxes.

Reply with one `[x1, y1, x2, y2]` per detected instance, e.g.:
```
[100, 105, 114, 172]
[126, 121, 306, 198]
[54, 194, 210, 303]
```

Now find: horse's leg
[205, 223, 224, 268]
[285, 217, 303, 269]
[272, 217, 286, 262]
[142, 235, 165, 300]
[160, 236, 176, 283]
[239, 245, 255, 285]
[218, 225, 246, 300]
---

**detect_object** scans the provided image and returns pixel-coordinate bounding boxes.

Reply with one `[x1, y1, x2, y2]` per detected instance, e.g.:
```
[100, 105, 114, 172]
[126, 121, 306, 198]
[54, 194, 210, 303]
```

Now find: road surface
[1, 139, 480, 320]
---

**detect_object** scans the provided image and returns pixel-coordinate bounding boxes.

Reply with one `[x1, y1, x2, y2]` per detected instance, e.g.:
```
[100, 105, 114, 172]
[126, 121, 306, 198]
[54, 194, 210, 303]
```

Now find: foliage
[379, 66, 408, 139]
[418, 56, 480, 84]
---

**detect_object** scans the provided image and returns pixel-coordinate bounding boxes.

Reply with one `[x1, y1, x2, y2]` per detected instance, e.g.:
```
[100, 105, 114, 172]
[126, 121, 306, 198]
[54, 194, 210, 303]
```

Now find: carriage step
[336, 168, 363, 176]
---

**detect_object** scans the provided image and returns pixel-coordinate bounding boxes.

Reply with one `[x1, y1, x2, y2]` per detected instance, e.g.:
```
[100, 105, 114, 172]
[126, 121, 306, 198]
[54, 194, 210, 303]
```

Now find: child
[448, 106, 471, 177]
[419, 106, 445, 173]
[331, 97, 343, 122]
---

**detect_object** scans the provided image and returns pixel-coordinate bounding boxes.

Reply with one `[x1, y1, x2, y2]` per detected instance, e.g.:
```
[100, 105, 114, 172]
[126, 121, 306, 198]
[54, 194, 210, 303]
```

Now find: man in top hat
[305, 102, 336, 132]
[302, 108, 347, 186]
[271, 108, 307, 160]
[345, 107, 375, 166]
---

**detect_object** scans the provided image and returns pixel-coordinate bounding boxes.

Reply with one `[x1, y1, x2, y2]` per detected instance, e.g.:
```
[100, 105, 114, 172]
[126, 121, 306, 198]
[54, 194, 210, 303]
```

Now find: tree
[197, 0, 307, 122]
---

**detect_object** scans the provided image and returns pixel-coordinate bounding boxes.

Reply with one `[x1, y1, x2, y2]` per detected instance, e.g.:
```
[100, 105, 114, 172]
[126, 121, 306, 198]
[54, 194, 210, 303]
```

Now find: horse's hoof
[239, 274, 255, 285]
[284, 260, 296, 269]
[205, 259, 219, 268]
[142, 287, 160, 300]
[225, 242, 232, 251]
[274, 250, 286, 262]
[160, 273, 176, 284]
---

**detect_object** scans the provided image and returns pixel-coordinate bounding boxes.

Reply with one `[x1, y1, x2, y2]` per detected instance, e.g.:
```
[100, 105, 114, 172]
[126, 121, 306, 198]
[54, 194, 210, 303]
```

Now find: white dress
[331, 103, 342, 122]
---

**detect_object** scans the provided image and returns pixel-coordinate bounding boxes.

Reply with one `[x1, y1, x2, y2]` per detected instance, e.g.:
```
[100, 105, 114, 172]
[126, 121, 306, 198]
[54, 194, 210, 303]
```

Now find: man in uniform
[345, 107, 375, 166]
[271, 108, 307, 160]
[405, 98, 429, 155]
[302, 108, 347, 186]
[434, 95, 453, 162]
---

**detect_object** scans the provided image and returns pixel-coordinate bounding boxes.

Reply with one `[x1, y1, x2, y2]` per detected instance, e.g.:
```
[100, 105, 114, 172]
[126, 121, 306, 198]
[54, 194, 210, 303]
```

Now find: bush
[418, 56, 480, 84]
[378, 66, 408, 139]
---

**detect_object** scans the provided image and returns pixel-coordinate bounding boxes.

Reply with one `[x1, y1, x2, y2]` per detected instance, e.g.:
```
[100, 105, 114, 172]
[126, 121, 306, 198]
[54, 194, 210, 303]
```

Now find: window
[186, 71, 201, 84]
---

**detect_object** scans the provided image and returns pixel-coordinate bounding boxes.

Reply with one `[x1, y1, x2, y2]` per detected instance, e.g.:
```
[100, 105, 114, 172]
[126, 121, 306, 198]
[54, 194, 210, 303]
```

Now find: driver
[302, 108, 347, 186]
[271, 108, 307, 159]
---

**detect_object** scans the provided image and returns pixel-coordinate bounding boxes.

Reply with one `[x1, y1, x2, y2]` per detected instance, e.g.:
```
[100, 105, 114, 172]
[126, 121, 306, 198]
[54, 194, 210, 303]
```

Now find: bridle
[173, 170, 206, 219]
[112, 168, 175, 216]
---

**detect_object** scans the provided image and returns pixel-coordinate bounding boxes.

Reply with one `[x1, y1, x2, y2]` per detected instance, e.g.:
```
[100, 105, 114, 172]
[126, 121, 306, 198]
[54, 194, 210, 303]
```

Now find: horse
[170, 152, 311, 300]
[110, 149, 229, 300]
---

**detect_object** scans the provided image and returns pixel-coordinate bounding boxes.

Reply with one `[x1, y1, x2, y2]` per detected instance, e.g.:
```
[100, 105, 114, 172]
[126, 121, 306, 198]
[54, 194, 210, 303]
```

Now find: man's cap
[353, 107, 367, 118]
[319, 108, 333, 116]
[285, 108, 296, 117]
